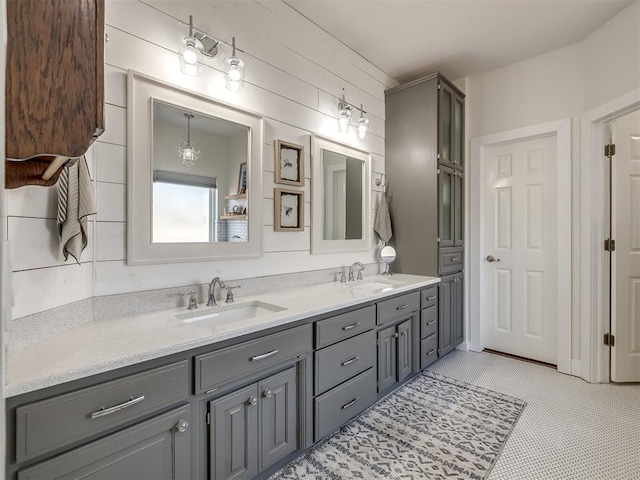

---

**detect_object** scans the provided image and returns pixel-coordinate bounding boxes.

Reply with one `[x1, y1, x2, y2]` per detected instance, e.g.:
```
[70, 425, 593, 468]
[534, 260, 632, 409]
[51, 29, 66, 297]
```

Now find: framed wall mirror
[127, 71, 263, 264]
[311, 134, 371, 254]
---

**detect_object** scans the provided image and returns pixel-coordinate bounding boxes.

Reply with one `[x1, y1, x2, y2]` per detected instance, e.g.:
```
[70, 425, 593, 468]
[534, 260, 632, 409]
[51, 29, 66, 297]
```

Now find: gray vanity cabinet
[377, 317, 413, 393]
[439, 273, 464, 357]
[17, 405, 191, 480]
[438, 81, 465, 172]
[210, 367, 297, 480]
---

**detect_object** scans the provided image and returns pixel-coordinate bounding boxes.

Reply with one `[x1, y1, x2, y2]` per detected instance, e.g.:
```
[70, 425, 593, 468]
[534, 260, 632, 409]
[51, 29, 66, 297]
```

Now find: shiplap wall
[6, 0, 397, 320]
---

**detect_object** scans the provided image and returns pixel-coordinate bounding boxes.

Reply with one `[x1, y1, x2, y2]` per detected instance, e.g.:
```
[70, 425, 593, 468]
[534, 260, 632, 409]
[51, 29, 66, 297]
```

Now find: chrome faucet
[348, 262, 365, 281]
[225, 285, 241, 304]
[207, 277, 226, 306]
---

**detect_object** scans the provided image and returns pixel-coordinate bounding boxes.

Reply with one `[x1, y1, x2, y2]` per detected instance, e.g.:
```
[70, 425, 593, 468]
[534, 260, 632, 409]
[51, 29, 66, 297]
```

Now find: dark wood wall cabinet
[5, 0, 105, 189]
[385, 72, 466, 359]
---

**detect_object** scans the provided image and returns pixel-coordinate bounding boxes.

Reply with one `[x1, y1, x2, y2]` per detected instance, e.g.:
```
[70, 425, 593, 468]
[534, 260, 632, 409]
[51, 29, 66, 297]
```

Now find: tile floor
[429, 351, 640, 480]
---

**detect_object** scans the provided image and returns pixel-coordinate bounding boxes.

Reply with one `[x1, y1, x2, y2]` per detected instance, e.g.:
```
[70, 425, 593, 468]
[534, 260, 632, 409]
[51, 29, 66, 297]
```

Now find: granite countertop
[5, 274, 439, 397]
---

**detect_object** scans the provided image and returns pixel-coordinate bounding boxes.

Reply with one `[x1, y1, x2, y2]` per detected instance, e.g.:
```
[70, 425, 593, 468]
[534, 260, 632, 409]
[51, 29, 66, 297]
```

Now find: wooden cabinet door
[439, 165, 455, 248]
[439, 277, 455, 357]
[454, 274, 465, 347]
[454, 170, 465, 247]
[258, 368, 297, 472]
[377, 325, 397, 393]
[210, 385, 259, 480]
[397, 319, 413, 383]
[17, 406, 191, 480]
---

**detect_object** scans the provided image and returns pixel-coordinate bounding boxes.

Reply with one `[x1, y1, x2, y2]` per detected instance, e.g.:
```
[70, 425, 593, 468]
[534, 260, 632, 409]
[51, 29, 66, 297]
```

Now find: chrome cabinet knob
[263, 389, 273, 398]
[394, 332, 399, 338]
[486, 255, 501, 263]
[247, 396, 258, 406]
[175, 419, 189, 433]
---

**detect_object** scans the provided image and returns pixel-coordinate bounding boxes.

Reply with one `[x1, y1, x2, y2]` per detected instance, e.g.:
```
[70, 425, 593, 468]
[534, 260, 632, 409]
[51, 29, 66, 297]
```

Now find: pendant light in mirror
[178, 113, 200, 167]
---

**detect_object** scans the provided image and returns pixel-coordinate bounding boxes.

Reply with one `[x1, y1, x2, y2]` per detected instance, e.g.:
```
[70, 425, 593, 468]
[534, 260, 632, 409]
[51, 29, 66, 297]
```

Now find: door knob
[486, 255, 501, 263]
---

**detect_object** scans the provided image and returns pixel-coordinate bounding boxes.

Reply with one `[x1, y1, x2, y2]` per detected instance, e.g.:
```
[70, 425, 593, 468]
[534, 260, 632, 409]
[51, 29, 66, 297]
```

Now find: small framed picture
[237, 162, 247, 194]
[275, 140, 304, 186]
[274, 188, 304, 232]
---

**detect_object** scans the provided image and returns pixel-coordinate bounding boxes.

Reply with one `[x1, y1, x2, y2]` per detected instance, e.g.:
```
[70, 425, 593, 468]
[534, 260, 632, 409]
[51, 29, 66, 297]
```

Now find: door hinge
[206, 412, 210, 425]
[604, 333, 615, 347]
[437, 153, 441, 160]
[604, 239, 616, 252]
[437, 236, 441, 243]
[604, 144, 616, 157]
[437, 82, 441, 90]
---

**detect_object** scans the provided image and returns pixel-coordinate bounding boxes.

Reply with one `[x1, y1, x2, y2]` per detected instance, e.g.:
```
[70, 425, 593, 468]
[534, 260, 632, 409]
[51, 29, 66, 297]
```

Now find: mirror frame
[311, 134, 371, 254]
[127, 71, 263, 264]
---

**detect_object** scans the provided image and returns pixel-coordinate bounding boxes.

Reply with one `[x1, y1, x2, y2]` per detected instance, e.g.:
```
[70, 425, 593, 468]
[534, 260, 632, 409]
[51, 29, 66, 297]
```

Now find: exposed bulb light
[179, 16, 203, 77]
[224, 37, 245, 92]
[357, 104, 369, 140]
[338, 94, 352, 134]
[179, 113, 201, 167]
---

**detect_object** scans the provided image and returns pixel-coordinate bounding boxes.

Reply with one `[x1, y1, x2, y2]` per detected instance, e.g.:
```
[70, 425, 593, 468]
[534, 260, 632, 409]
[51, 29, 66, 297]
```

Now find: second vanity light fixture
[337, 94, 369, 139]
[178, 15, 246, 92]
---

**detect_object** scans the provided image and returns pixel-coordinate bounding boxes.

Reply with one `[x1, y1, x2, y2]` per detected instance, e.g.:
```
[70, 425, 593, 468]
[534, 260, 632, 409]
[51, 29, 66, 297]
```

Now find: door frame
[469, 118, 572, 375]
[581, 88, 640, 383]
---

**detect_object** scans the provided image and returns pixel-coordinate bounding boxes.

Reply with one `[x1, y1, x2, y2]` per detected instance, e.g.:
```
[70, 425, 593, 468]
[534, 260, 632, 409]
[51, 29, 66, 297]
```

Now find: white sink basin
[350, 278, 404, 295]
[178, 301, 286, 328]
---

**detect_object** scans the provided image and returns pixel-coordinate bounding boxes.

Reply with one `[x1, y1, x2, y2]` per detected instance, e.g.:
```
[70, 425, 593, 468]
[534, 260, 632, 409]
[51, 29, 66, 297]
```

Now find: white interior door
[482, 135, 558, 364]
[611, 118, 640, 382]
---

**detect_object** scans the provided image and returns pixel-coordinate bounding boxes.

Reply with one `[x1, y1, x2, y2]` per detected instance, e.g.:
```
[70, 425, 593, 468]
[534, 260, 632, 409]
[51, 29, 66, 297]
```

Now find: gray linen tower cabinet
[385, 72, 465, 361]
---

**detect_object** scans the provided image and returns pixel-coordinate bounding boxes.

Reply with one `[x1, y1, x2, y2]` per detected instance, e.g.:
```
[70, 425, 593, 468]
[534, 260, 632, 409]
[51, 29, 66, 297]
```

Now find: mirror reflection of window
[322, 150, 364, 241]
[152, 100, 249, 243]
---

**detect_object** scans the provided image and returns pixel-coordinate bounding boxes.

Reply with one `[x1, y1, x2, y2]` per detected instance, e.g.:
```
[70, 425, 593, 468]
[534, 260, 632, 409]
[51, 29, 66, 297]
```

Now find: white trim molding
[580, 88, 640, 383]
[469, 118, 572, 375]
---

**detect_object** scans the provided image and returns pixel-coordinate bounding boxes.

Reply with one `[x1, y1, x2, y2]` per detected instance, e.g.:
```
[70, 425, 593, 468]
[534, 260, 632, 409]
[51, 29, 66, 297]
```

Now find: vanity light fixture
[178, 17, 246, 92]
[179, 113, 200, 167]
[337, 94, 369, 138]
[224, 37, 246, 92]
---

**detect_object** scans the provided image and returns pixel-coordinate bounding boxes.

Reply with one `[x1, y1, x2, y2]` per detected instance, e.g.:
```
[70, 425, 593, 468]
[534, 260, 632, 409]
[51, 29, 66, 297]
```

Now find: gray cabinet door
[377, 325, 397, 392]
[438, 82, 454, 167]
[210, 384, 258, 480]
[454, 170, 464, 247]
[453, 95, 464, 171]
[18, 405, 191, 480]
[439, 164, 455, 248]
[439, 277, 455, 357]
[397, 319, 413, 383]
[453, 273, 465, 347]
[258, 367, 297, 472]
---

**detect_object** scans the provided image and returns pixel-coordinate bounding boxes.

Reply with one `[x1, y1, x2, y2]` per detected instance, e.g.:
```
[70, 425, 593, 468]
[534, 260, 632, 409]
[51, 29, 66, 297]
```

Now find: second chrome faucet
[207, 277, 226, 306]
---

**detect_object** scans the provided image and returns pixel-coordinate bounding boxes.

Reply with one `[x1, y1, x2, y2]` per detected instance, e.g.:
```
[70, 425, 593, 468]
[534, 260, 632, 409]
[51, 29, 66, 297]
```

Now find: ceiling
[284, 0, 633, 84]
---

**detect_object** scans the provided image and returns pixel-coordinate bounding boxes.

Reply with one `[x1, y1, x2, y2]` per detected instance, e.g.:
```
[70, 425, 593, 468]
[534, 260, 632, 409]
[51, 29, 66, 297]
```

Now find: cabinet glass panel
[454, 172, 464, 246]
[441, 90, 451, 163]
[454, 99, 463, 167]
[441, 169, 453, 244]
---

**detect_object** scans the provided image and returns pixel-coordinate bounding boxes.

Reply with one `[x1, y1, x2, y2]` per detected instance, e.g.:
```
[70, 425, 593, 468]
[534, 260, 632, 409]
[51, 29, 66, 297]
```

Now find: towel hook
[375, 174, 386, 193]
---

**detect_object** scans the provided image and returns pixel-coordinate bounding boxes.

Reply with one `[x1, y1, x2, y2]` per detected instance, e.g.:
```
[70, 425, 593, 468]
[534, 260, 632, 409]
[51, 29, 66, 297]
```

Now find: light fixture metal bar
[338, 94, 366, 115]
[178, 17, 247, 54]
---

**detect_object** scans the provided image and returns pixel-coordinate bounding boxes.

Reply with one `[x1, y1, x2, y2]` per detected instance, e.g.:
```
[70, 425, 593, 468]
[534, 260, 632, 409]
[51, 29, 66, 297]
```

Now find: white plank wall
[7, 0, 397, 317]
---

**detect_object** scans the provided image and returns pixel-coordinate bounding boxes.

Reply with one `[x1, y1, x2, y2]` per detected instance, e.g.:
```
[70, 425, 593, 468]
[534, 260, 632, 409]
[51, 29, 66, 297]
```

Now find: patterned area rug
[270, 371, 526, 479]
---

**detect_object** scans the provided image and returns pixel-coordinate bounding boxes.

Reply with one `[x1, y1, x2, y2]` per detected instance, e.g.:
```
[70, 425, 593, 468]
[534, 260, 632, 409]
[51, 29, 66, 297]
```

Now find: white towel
[374, 190, 392, 243]
[57, 156, 96, 263]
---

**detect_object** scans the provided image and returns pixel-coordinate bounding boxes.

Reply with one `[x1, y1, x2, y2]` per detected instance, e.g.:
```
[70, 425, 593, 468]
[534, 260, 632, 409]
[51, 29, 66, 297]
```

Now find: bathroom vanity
[5, 275, 441, 480]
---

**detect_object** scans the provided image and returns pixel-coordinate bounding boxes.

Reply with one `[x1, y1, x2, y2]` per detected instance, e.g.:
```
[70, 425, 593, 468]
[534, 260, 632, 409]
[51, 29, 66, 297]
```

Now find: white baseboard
[456, 341, 471, 352]
[571, 359, 582, 377]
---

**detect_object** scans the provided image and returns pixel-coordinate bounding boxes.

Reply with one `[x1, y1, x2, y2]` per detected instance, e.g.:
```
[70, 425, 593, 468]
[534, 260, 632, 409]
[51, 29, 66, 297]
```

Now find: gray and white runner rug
[271, 371, 526, 479]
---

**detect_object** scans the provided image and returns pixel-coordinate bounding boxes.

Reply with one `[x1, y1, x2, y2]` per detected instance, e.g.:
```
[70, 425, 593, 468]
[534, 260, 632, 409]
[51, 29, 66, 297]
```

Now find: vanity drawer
[420, 334, 439, 369]
[314, 368, 376, 442]
[195, 325, 311, 394]
[439, 247, 464, 276]
[315, 330, 376, 395]
[15, 360, 189, 463]
[377, 291, 420, 325]
[315, 305, 375, 348]
[420, 305, 438, 339]
[420, 286, 438, 309]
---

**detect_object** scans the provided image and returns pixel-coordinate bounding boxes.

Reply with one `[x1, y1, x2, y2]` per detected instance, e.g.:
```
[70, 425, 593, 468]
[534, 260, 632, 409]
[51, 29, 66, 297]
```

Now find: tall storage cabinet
[385, 73, 465, 359]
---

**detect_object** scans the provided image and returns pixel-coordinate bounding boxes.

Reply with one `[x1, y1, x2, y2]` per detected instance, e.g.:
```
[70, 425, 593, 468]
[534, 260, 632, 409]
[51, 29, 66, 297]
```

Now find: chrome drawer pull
[396, 304, 409, 311]
[341, 356, 360, 366]
[91, 395, 145, 419]
[426, 296, 436, 301]
[342, 322, 361, 331]
[426, 320, 437, 326]
[450, 257, 460, 262]
[250, 349, 279, 361]
[427, 349, 436, 355]
[341, 397, 360, 410]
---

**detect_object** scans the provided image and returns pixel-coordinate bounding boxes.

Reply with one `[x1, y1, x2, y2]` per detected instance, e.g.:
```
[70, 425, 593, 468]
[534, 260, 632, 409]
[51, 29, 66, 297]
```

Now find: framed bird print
[274, 188, 304, 232]
[275, 140, 304, 186]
